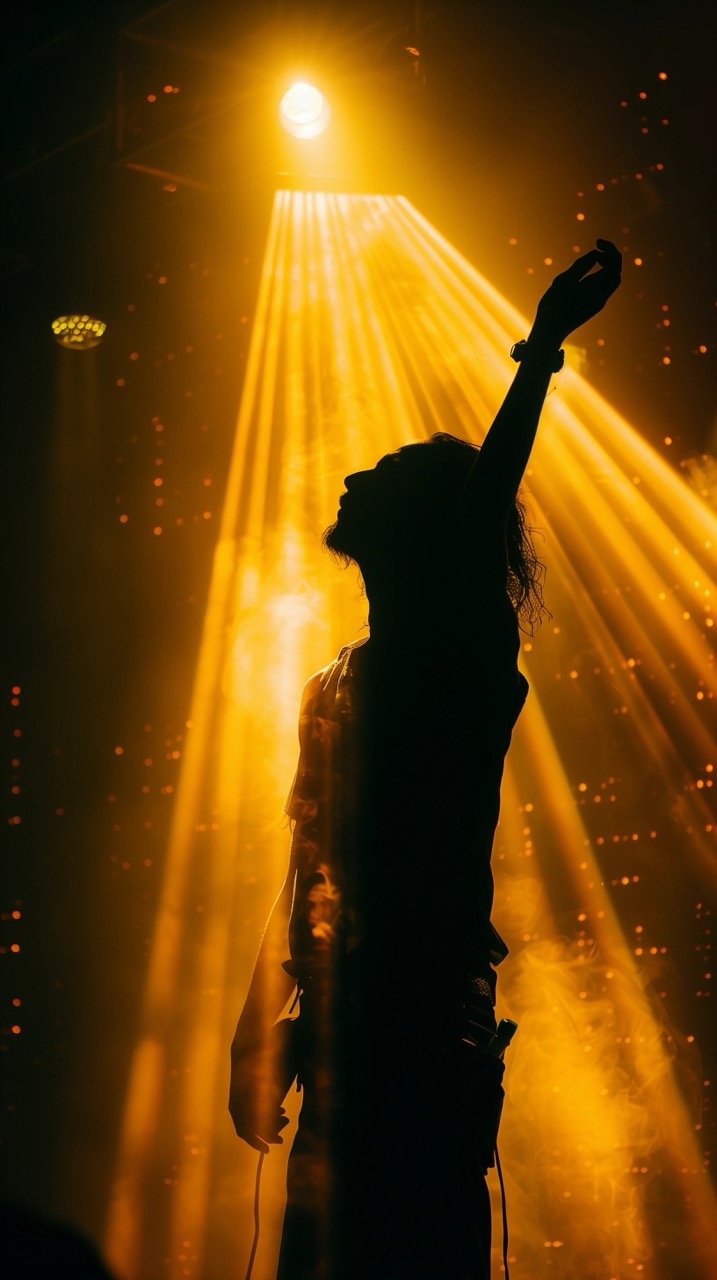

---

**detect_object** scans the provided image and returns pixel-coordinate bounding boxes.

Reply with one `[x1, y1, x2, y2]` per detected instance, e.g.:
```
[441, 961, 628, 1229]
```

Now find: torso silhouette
[285, 588, 528, 999]
[277, 567, 527, 1280]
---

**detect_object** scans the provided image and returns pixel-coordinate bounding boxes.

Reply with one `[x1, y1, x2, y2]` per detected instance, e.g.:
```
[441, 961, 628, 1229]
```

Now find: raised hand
[532, 239, 622, 345]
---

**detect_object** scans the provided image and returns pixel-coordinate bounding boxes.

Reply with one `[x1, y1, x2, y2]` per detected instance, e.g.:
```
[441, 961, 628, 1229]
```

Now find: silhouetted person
[230, 242, 622, 1279]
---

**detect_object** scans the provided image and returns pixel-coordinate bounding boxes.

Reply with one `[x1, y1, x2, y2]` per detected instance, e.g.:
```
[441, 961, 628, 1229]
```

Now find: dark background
[2, 0, 715, 1266]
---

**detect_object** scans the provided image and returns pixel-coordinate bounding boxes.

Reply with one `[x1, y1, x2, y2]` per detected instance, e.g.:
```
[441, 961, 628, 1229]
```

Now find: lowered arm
[228, 840, 298, 1153]
[230, 841, 297, 1058]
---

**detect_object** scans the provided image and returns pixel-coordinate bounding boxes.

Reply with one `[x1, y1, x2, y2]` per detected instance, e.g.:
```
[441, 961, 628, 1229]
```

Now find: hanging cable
[243, 1151, 265, 1280]
[495, 1143, 510, 1280]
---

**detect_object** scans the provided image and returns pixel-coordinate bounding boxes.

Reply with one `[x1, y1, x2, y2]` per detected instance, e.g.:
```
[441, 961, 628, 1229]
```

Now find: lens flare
[279, 81, 330, 139]
[104, 192, 717, 1280]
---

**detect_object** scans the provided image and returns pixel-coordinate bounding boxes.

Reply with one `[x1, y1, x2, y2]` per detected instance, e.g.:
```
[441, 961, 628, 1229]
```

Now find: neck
[363, 573, 430, 652]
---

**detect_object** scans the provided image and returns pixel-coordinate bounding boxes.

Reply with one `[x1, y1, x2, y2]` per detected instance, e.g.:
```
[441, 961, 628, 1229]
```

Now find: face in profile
[324, 433, 545, 631]
[324, 444, 443, 567]
[323, 439, 476, 577]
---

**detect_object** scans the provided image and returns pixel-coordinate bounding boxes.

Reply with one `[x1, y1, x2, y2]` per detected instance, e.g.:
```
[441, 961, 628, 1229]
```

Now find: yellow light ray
[105, 193, 290, 1279]
[499, 694, 716, 1277]
[105, 192, 716, 1280]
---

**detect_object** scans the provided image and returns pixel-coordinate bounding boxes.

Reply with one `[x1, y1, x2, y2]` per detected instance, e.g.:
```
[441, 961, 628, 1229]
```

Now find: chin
[322, 517, 357, 564]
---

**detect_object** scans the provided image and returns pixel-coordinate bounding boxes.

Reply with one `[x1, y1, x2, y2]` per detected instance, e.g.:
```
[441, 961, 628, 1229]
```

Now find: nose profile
[344, 469, 370, 489]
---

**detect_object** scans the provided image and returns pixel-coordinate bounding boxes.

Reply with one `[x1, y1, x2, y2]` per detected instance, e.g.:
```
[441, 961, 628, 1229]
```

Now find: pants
[276, 974, 503, 1280]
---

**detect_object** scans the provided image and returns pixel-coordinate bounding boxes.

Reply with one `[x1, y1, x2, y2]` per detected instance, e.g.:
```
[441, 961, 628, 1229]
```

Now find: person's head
[323, 432, 547, 631]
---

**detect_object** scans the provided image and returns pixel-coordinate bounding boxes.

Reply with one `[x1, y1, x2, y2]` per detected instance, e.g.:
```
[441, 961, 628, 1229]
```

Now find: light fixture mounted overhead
[279, 82, 330, 139]
[52, 314, 107, 350]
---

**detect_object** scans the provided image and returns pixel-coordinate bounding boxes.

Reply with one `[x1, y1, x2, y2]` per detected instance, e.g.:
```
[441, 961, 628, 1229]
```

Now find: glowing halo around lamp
[52, 314, 107, 349]
[279, 81, 330, 139]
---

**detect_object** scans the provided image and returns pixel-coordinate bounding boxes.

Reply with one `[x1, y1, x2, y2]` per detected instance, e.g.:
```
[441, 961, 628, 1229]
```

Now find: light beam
[105, 192, 717, 1280]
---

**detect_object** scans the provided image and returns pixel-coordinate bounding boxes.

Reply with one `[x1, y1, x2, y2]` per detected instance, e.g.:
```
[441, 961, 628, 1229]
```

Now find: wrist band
[510, 339, 564, 372]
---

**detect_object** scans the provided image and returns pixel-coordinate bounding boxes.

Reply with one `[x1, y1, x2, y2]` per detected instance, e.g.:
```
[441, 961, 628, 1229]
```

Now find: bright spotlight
[279, 81, 330, 139]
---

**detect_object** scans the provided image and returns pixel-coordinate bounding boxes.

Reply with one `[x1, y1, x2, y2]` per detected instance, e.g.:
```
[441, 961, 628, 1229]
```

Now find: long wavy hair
[426, 431, 550, 633]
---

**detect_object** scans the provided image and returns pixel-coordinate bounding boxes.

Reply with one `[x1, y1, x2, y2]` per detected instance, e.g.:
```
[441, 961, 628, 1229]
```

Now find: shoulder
[298, 639, 368, 716]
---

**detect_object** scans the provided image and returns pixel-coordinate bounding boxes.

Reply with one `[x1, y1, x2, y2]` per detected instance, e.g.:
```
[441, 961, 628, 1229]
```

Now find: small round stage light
[279, 82, 330, 139]
[51, 314, 107, 349]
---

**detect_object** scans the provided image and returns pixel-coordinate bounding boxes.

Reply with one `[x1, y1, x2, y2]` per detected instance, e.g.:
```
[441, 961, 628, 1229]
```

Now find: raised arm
[466, 240, 622, 524]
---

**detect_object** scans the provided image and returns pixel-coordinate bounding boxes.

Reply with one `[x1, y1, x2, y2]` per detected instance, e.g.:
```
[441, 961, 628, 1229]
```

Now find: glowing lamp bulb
[279, 82, 330, 139]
